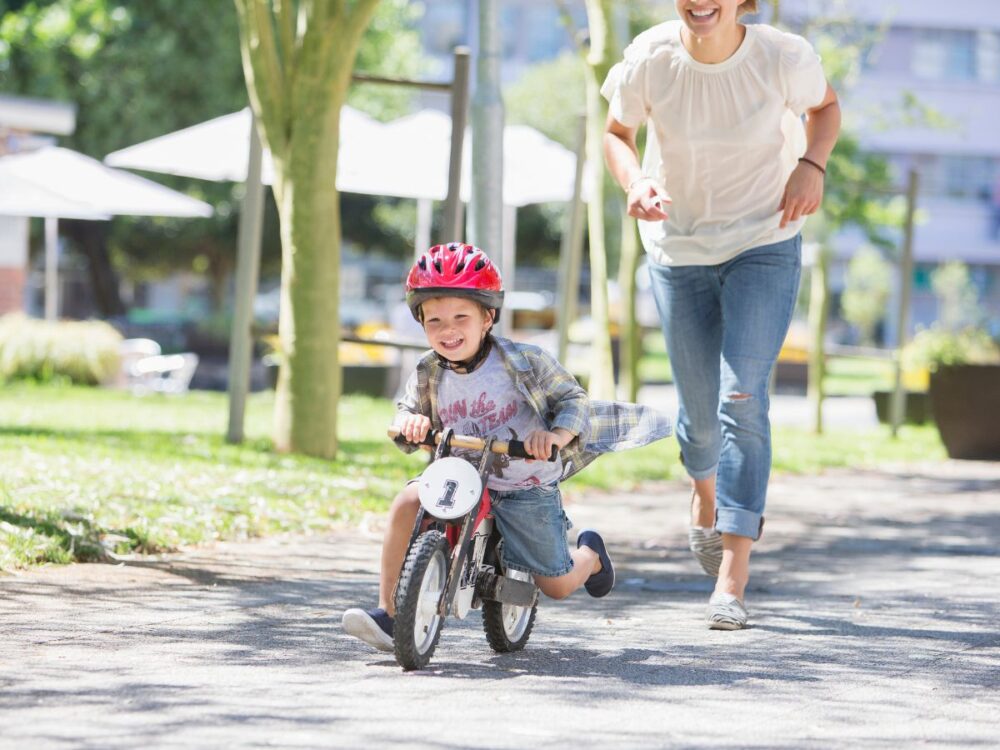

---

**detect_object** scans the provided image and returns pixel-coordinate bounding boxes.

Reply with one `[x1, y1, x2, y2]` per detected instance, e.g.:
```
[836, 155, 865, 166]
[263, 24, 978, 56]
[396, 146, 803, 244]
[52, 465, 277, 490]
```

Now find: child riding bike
[342, 242, 671, 652]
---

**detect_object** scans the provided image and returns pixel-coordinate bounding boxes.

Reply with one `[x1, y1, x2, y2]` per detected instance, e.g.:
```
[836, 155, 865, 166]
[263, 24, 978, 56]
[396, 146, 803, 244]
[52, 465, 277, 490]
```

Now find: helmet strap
[435, 331, 494, 373]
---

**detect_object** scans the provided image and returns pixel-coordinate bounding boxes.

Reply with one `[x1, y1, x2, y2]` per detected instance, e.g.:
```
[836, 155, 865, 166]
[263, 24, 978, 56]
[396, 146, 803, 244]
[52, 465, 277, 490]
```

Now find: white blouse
[602, 21, 828, 266]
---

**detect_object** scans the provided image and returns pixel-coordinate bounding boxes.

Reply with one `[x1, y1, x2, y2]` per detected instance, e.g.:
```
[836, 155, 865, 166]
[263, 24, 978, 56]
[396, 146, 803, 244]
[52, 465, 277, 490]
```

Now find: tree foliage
[0, 0, 251, 314]
[0, 0, 422, 315]
[841, 246, 892, 345]
[931, 261, 983, 332]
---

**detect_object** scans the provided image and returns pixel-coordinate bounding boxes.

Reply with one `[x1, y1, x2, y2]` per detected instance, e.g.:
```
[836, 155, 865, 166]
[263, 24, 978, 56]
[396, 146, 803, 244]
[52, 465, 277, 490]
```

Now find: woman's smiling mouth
[688, 7, 719, 23]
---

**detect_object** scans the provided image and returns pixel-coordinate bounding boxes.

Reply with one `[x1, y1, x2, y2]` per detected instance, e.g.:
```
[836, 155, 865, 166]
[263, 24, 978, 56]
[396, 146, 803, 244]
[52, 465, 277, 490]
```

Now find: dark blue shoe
[577, 529, 615, 598]
[342, 607, 394, 652]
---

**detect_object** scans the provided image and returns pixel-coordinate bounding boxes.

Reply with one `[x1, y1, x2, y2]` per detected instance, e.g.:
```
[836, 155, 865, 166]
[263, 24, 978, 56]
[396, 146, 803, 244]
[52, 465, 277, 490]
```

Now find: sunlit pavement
[2, 460, 997, 747]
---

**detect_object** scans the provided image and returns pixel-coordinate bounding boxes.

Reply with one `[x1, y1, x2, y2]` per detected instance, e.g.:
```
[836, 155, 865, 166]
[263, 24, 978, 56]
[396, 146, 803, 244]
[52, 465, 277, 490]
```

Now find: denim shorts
[489, 483, 574, 578]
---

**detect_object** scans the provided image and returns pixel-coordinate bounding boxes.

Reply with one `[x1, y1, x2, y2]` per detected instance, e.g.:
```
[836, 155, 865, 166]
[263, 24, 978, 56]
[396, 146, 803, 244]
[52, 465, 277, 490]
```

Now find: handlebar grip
[507, 440, 559, 462]
[389, 426, 437, 448]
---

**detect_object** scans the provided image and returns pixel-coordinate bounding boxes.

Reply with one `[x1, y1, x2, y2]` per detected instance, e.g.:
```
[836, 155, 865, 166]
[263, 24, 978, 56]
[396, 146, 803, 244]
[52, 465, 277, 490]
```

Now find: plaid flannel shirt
[394, 336, 672, 479]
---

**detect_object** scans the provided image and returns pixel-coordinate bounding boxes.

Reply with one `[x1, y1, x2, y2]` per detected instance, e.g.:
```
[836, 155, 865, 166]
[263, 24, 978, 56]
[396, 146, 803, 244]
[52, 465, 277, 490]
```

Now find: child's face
[421, 297, 492, 363]
[674, 0, 745, 37]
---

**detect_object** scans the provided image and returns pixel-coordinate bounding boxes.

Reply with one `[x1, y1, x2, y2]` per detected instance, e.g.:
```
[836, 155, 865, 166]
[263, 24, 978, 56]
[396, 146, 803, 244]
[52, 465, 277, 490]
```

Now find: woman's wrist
[798, 156, 826, 176]
[626, 175, 653, 193]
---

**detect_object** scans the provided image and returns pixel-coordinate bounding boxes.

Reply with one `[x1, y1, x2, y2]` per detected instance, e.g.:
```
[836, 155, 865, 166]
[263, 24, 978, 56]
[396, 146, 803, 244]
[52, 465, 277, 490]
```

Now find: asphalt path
[2, 460, 998, 748]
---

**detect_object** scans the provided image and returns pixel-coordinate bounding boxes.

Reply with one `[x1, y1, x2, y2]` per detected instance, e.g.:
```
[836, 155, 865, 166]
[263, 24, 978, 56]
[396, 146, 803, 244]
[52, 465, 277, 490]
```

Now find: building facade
[777, 0, 1000, 336]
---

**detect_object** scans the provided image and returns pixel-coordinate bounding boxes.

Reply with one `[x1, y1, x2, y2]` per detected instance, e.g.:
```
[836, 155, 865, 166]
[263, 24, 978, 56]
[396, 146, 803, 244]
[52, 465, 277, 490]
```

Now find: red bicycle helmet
[405, 242, 504, 321]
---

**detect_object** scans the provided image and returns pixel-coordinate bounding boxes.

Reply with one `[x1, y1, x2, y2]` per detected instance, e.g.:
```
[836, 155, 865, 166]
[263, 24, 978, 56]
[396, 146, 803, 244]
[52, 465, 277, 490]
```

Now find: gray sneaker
[688, 526, 723, 577]
[342, 607, 394, 652]
[707, 592, 748, 630]
[688, 488, 722, 577]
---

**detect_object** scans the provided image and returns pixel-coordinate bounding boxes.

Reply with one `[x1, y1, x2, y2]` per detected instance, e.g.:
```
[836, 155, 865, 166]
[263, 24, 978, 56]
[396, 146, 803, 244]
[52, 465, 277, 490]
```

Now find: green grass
[0, 383, 945, 571]
[0, 384, 417, 570]
[638, 336, 899, 398]
[823, 356, 896, 396]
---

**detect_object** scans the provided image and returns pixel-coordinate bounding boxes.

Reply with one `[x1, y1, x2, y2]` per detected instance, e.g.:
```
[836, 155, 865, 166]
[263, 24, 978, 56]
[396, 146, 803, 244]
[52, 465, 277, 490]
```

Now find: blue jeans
[648, 234, 802, 540]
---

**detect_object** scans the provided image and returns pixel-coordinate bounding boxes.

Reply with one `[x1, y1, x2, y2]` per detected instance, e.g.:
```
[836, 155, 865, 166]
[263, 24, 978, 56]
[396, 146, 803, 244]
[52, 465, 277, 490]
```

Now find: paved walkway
[2, 460, 998, 748]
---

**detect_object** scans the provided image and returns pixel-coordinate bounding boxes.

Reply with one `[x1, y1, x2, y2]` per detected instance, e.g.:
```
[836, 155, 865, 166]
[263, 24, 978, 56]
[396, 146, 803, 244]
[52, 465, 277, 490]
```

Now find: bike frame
[398, 428, 497, 620]
[392, 427, 544, 620]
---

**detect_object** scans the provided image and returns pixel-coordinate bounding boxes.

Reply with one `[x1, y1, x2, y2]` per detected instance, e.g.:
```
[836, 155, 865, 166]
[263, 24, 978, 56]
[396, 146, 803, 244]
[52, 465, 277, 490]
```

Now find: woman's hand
[397, 413, 432, 445]
[627, 177, 671, 222]
[779, 161, 825, 228]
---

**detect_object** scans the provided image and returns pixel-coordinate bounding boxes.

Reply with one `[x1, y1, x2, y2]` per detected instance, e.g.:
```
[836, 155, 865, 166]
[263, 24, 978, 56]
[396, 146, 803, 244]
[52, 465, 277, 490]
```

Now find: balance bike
[388, 426, 557, 671]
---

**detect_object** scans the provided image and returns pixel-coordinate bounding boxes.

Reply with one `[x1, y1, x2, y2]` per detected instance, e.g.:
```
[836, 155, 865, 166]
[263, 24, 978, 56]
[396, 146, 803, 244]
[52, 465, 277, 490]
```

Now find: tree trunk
[62, 219, 126, 317]
[617, 215, 641, 401]
[583, 0, 618, 400]
[233, 0, 380, 458]
[269, 97, 345, 458]
[207, 252, 233, 314]
[807, 244, 829, 435]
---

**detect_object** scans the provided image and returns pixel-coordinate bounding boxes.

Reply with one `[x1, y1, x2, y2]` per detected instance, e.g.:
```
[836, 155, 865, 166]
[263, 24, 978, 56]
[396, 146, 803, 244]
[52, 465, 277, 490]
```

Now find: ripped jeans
[648, 234, 802, 540]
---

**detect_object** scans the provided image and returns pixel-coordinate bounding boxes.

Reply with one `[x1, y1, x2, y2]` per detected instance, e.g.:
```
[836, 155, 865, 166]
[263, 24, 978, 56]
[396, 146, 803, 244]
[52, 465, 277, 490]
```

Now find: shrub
[901, 261, 1000, 372]
[0, 314, 123, 385]
[903, 326, 1000, 371]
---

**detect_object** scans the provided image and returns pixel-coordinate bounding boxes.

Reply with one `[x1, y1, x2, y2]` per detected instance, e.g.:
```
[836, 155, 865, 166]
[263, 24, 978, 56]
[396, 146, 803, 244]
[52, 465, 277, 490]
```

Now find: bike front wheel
[394, 530, 449, 671]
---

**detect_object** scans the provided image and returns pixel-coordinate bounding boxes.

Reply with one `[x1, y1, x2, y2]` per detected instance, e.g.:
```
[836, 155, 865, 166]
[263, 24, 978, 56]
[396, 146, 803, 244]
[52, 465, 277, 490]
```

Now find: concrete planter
[872, 390, 932, 425]
[928, 364, 1000, 460]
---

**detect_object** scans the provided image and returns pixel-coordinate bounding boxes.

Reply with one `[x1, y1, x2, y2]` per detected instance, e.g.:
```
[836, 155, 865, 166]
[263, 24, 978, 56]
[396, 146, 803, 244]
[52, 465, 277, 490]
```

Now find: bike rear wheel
[394, 530, 449, 671]
[482, 568, 536, 653]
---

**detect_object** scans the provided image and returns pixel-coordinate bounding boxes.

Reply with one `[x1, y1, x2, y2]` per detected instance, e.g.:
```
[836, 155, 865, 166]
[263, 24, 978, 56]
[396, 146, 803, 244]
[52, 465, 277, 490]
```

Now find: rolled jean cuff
[715, 507, 764, 541]
[685, 462, 718, 481]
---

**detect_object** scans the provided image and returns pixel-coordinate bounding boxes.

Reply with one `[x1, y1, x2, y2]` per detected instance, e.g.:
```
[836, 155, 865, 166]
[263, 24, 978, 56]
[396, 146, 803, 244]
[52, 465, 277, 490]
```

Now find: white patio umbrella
[105, 106, 385, 190]
[376, 108, 589, 204]
[0, 172, 109, 220]
[105, 106, 394, 442]
[102, 106, 585, 435]
[0, 171, 109, 321]
[0, 147, 214, 218]
[0, 146, 212, 319]
[377, 109, 591, 299]
[107, 106, 586, 262]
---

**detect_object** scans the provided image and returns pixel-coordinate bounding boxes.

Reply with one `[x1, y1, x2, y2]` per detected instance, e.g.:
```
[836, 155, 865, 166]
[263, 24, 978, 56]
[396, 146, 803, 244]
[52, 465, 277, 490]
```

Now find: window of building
[883, 153, 999, 201]
[941, 156, 995, 199]
[911, 29, 977, 82]
[977, 30, 1000, 84]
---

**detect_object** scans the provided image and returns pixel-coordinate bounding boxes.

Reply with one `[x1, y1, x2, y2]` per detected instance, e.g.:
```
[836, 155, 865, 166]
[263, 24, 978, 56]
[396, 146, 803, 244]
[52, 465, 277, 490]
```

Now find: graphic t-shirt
[438, 349, 562, 490]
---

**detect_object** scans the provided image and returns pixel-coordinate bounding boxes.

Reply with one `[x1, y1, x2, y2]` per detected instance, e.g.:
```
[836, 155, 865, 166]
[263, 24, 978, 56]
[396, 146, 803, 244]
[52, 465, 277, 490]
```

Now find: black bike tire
[393, 530, 449, 671]
[482, 599, 537, 653]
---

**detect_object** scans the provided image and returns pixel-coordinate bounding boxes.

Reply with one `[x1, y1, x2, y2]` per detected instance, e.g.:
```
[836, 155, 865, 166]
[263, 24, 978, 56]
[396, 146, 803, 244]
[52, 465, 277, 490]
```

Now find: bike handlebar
[387, 427, 559, 462]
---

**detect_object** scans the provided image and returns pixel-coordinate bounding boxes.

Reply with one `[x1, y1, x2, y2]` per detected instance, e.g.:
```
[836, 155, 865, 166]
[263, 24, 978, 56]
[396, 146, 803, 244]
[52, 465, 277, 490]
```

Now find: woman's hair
[739, 0, 759, 17]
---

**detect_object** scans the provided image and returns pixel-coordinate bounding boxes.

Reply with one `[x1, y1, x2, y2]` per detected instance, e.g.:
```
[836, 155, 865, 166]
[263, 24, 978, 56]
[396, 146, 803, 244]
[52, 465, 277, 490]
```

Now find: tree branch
[277, 0, 297, 74]
[344, 0, 381, 42]
[233, 0, 289, 154]
[554, 0, 587, 56]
